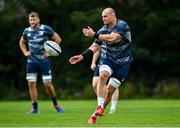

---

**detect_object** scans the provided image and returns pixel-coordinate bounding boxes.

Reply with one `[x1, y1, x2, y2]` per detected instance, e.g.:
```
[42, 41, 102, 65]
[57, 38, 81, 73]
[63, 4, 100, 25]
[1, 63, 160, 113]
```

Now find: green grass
[0, 100, 180, 127]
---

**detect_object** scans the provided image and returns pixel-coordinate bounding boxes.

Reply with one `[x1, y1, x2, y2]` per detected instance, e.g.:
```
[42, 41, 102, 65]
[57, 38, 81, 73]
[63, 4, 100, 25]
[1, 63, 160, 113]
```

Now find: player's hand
[91, 63, 96, 71]
[43, 51, 50, 57]
[82, 26, 95, 37]
[69, 55, 83, 64]
[24, 51, 32, 57]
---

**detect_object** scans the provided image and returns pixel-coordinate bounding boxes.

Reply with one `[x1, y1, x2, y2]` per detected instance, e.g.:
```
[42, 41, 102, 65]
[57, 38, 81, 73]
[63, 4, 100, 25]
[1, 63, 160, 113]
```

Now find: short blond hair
[29, 12, 39, 18]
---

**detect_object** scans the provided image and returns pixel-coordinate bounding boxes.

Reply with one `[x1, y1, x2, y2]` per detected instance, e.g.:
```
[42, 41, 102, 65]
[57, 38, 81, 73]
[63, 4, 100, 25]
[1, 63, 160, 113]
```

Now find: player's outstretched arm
[69, 42, 100, 65]
[69, 55, 83, 64]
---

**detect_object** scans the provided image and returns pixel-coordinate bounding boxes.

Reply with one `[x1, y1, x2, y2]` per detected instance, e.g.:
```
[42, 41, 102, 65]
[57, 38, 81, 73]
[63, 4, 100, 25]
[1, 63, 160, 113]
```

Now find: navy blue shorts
[99, 58, 131, 83]
[26, 59, 52, 82]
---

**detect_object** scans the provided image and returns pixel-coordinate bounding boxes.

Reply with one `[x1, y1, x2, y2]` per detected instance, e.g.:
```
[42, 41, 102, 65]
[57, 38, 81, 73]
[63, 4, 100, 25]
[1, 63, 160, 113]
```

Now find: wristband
[81, 49, 93, 58]
[93, 33, 99, 39]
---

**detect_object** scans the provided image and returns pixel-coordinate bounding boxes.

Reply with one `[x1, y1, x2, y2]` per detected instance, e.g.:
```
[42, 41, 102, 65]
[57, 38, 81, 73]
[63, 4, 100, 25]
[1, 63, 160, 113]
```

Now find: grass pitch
[0, 100, 180, 127]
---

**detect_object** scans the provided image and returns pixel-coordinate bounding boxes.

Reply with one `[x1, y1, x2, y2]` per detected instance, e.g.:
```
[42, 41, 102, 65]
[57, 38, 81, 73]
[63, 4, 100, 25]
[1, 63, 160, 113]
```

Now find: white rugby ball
[44, 40, 61, 56]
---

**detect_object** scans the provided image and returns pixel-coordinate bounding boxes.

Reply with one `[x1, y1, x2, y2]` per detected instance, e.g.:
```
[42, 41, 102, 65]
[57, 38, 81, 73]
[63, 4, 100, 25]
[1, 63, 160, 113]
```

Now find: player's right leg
[26, 62, 39, 114]
[27, 81, 39, 114]
[88, 64, 111, 124]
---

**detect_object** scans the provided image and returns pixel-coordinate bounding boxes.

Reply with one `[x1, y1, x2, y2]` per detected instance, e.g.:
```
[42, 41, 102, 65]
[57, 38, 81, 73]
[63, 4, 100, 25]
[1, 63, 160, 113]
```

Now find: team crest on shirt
[39, 31, 44, 36]
[27, 33, 31, 37]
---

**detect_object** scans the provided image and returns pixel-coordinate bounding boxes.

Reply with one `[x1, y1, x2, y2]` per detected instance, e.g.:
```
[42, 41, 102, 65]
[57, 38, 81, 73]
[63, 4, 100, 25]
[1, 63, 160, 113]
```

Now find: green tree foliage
[0, 0, 179, 99]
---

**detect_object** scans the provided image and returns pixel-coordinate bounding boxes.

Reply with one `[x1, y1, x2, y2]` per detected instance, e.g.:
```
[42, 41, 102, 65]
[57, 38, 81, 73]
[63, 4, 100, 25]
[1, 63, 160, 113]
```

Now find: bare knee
[99, 71, 109, 82]
[28, 81, 36, 88]
[43, 81, 52, 87]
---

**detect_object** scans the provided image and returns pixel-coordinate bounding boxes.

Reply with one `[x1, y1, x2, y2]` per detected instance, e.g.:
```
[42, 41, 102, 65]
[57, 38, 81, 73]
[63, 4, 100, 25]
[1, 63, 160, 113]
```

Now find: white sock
[97, 97, 104, 108]
[110, 100, 117, 110]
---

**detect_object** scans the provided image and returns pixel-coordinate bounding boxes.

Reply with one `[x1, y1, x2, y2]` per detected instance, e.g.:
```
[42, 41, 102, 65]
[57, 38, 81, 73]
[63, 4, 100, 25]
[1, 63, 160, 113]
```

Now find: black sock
[32, 101, 38, 110]
[51, 97, 58, 106]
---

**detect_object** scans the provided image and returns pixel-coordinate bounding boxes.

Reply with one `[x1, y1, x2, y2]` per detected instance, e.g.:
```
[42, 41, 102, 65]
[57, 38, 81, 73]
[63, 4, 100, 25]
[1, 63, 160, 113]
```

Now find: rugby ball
[44, 40, 61, 56]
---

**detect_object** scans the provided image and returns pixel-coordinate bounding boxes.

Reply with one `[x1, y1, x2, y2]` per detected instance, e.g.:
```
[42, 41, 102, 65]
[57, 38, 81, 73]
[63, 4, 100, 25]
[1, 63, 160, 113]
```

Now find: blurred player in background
[69, 7, 132, 124]
[19, 12, 63, 114]
[91, 49, 119, 114]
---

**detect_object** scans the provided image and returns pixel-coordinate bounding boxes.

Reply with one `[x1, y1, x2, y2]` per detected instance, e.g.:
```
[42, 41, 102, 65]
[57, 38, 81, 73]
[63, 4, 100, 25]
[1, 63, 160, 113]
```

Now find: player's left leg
[105, 62, 131, 112]
[43, 81, 63, 113]
[40, 60, 63, 113]
[103, 84, 116, 110]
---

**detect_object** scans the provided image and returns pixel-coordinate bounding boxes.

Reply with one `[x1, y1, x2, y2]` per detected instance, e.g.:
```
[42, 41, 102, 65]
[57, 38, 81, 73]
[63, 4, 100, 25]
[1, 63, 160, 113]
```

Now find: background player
[19, 12, 63, 114]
